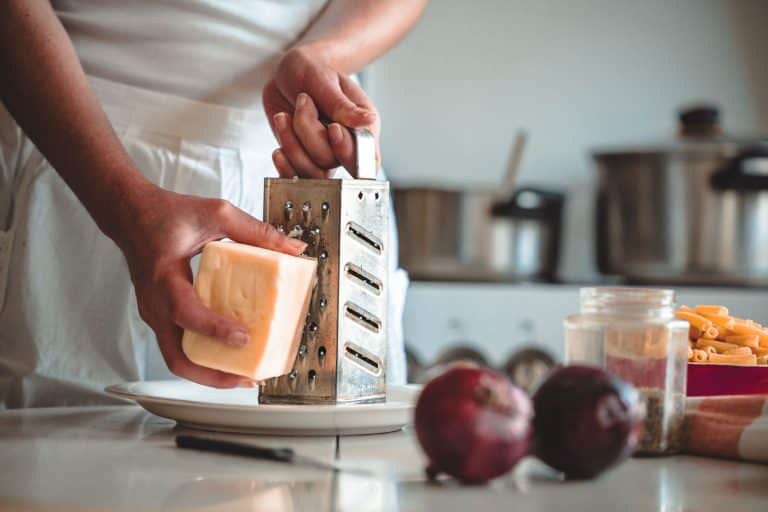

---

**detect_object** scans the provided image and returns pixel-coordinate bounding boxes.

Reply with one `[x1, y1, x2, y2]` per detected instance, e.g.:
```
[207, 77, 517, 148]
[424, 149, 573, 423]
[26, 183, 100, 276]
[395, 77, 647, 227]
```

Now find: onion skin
[414, 366, 533, 484]
[532, 365, 644, 480]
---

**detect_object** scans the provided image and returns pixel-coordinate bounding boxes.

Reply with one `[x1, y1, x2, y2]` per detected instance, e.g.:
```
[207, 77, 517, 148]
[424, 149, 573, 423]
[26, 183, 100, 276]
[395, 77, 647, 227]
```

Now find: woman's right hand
[263, 46, 380, 178]
[111, 183, 307, 388]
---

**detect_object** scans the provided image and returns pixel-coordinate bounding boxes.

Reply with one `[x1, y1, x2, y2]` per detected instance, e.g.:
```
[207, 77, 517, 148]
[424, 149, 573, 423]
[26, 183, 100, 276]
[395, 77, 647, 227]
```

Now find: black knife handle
[175, 435, 295, 463]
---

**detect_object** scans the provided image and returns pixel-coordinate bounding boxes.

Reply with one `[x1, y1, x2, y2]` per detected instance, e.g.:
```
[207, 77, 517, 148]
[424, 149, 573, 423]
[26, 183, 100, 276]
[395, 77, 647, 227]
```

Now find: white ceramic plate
[105, 380, 419, 436]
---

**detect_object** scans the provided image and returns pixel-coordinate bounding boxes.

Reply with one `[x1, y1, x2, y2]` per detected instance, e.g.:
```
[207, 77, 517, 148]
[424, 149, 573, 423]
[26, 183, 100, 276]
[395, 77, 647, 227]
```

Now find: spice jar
[565, 287, 688, 455]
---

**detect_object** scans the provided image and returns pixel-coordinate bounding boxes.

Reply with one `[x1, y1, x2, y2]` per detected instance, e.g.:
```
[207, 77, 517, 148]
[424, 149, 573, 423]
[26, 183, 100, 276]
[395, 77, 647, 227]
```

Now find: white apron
[0, 74, 407, 409]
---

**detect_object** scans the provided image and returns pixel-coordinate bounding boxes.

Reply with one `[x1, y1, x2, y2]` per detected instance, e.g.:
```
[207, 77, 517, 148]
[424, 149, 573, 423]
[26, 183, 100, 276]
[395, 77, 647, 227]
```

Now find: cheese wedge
[182, 241, 316, 380]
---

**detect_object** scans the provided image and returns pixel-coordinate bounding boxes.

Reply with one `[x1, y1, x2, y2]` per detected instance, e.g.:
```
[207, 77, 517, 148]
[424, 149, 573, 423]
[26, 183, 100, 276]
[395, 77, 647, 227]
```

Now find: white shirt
[53, 0, 328, 109]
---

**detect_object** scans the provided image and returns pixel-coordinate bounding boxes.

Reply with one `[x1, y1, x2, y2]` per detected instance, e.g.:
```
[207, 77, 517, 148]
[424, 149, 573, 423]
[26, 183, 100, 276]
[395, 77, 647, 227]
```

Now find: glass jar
[565, 287, 688, 455]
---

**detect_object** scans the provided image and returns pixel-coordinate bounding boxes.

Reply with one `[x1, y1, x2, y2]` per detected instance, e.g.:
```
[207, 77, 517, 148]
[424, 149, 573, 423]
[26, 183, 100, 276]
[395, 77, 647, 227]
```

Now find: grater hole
[308, 369, 317, 381]
[357, 191, 364, 201]
[344, 342, 382, 376]
[344, 263, 382, 295]
[375, 192, 380, 200]
[321, 202, 330, 221]
[318, 346, 326, 358]
[344, 302, 382, 333]
[346, 222, 383, 254]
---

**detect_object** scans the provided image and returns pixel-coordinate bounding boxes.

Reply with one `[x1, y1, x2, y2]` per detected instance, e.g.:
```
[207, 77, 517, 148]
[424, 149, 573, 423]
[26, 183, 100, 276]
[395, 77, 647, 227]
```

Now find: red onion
[532, 365, 644, 479]
[414, 365, 533, 484]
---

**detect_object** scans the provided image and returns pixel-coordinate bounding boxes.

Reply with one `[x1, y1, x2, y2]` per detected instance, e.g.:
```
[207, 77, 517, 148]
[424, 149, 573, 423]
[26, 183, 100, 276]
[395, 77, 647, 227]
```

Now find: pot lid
[592, 104, 768, 157]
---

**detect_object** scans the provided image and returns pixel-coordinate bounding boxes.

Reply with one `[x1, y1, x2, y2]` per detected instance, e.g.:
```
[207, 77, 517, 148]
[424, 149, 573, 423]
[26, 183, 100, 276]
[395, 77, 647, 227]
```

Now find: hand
[263, 46, 381, 178]
[113, 184, 307, 388]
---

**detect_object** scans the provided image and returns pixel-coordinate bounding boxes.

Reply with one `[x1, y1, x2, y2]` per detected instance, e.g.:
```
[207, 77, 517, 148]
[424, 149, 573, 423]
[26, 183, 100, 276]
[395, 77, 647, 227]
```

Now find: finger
[155, 324, 246, 388]
[308, 76, 376, 128]
[263, 79, 294, 132]
[166, 271, 250, 347]
[338, 74, 376, 113]
[219, 202, 307, 255]
[273, 112, 329, 178]
[272, 148, 296, 178]
[328, 123, 356, 172]
[293, 93, 338, 169]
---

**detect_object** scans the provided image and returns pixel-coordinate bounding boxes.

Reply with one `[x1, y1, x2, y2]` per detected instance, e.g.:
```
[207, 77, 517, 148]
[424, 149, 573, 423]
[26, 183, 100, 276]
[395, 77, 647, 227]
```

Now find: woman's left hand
[263, 46, 380, 178]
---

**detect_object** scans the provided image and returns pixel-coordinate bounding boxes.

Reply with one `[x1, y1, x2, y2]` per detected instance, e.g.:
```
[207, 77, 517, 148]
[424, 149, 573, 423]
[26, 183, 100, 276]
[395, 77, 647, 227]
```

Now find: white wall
[368, 0, 768, 281]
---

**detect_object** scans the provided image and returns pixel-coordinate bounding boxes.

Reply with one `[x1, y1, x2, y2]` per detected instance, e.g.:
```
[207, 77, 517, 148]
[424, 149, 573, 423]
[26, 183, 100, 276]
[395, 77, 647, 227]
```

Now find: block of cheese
[182, 241, 317, 381]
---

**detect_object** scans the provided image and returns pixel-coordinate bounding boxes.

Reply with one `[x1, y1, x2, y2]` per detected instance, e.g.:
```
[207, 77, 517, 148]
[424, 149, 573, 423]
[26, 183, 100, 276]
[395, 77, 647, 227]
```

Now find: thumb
[168, 272, 249, 347]
[308, 78, 376, 128]
[217, 202, 306, 255]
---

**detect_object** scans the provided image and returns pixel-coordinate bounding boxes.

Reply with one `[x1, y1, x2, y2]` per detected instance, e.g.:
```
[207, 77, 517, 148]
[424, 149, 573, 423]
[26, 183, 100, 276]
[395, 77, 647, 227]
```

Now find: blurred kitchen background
[364, 0, 768, 386]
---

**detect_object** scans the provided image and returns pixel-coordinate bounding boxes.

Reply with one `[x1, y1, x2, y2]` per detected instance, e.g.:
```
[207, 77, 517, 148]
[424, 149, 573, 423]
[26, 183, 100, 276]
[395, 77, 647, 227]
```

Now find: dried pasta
[681, 304, 768, 366]
[708, 353, 757, 365]
[675, 311, 712, 331]
[723, 335, 759, 348]
[723, 346, 752, 356]
[694, 305, 729, 316]
[691, 349, 708, 363]
[695, 338, 737, 352]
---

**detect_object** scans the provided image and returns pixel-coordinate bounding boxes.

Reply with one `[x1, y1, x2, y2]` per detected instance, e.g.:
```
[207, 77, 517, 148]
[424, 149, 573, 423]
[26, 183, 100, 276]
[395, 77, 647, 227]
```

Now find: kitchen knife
[175, 435, 375, 476]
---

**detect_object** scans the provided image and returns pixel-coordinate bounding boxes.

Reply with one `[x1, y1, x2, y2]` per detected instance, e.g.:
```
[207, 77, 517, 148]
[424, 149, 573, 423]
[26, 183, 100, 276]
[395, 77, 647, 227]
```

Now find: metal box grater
[259, 130, 389, 404]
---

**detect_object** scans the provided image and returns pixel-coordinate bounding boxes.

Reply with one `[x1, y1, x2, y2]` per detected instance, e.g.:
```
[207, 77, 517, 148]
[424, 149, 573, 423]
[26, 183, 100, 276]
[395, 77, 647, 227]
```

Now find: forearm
[294, 0, 428, 73]
[0, 0, 151, 241]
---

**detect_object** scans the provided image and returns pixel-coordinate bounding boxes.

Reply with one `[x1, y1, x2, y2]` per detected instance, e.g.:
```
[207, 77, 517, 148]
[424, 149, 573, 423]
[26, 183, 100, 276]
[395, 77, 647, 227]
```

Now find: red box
[687, 363, 768, 397]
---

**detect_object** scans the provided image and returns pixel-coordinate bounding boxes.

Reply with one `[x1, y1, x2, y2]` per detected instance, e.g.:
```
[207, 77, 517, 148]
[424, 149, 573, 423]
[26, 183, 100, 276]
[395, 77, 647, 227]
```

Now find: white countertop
[1, 406, 766, 511]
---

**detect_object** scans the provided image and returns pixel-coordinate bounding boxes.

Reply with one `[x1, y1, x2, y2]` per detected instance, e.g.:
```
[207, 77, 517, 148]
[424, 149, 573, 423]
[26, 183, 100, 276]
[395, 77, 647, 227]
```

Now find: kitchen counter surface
[1, 406, 766, 511]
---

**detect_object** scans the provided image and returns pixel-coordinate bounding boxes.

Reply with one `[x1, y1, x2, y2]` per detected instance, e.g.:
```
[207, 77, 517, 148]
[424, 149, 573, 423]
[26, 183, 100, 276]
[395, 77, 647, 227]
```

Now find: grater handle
[354, 128, 378, 180]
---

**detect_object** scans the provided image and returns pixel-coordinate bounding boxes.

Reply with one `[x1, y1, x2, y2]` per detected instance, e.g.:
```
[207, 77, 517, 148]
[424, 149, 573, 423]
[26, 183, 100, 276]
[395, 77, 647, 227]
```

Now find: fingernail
[227, 331, 249, 347]
[297, 93, 308, 108]
[239, 379, 258, 388]
[328, 123, 343, 144]
[354, 107, 375, 119]
[287, 238, 308, 253]
[274, 113, 288, 130]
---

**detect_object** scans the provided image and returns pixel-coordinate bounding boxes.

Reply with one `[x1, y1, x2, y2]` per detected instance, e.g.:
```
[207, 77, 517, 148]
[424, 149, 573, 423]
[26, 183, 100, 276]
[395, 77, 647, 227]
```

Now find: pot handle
[595, 190, 611, 275]
[711, 145, 768, 191]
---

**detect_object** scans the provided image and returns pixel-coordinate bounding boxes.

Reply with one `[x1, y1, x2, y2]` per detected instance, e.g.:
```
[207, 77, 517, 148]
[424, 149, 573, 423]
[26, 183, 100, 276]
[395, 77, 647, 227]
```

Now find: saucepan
[594, 105, 768, 285]
[393, 133, 565, 282]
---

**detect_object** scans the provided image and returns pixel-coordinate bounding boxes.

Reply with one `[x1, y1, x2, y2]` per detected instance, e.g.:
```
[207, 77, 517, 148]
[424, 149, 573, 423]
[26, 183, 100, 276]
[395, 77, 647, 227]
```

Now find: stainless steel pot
[594, 106, 768, 285]
[393, 186, 564, 281]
